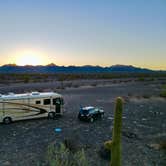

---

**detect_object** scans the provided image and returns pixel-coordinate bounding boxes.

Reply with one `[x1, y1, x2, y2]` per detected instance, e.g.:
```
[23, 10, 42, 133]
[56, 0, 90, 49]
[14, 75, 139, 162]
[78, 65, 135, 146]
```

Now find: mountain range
[0, 64, 163, 73]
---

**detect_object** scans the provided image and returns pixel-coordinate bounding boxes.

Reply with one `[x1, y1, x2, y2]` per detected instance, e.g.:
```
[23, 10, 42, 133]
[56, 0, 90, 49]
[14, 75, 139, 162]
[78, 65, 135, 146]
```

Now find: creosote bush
[46, 143, 88, 166]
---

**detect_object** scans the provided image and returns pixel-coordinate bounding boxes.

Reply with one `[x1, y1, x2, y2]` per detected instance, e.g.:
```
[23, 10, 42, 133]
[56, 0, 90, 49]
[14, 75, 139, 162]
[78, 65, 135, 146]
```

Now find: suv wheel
[90, 117, 94, 123]
[48, 112, 55, 119]
[3, 117, 12, 124]
[100, 113, 104, 118]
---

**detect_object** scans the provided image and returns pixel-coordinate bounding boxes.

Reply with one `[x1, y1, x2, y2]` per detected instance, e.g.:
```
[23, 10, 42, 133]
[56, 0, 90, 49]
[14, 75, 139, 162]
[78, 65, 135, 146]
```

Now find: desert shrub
[159, 84, 166, 97]
[162, 84, 166, 89]
[56, 86, 61, 89]
[147, 77, 154, 81]
[142, 94, 151, 99]
[112, 80, 117, 83]
[91, 82, 97, 87]
[99, 145, 111, 160]
[46, 143, 88, 166]
[138, 77, 145, 81]
[151, 78, 155, 81]
[160, 90, 166, 98]
[73, 149, 88, 166]
[73, 84, 79, 88]
[127, 93, 132, 97]
[66, 82, 73, 88]
[63, 138, 80, 153]
[159, 140, 166, 150]
[47, 143, 70, 166]
[148, 141, 166, 150]
[23, 75, 31, 83]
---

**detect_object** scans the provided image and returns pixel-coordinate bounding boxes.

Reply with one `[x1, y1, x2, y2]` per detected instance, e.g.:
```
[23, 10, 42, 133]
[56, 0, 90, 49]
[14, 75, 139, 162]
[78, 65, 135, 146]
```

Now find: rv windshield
[53, 98, 64, 105]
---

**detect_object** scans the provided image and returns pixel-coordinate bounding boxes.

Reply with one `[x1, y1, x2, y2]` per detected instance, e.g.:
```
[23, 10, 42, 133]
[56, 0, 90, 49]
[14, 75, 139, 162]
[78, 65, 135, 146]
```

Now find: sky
[0, 0, 165, 70]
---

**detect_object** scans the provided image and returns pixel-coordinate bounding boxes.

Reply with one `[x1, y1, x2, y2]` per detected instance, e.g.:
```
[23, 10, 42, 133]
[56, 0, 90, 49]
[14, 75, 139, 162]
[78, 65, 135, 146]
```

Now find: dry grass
[46, 143, 89, 166]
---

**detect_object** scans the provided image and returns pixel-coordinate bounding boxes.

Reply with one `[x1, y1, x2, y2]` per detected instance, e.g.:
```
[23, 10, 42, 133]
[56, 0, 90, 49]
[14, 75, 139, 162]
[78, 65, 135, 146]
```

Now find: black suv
[78, 106, 104, 122]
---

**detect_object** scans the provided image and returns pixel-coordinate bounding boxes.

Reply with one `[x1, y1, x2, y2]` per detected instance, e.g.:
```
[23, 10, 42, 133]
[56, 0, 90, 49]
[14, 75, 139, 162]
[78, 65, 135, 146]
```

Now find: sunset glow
[15, 51, 47, 66]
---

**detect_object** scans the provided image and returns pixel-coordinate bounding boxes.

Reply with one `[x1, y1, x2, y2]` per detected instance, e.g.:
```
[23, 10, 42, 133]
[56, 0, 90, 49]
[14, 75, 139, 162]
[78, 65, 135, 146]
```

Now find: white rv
[0, 92, 64, 124]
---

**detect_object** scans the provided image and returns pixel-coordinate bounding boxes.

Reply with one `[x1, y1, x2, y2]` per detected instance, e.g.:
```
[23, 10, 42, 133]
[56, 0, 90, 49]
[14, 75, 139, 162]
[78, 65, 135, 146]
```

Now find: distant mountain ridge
[0, 64, 162, 73]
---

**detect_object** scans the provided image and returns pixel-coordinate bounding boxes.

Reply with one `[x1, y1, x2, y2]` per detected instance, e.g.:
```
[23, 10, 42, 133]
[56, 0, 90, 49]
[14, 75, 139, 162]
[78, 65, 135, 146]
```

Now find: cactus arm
[104, 140, 112, 150]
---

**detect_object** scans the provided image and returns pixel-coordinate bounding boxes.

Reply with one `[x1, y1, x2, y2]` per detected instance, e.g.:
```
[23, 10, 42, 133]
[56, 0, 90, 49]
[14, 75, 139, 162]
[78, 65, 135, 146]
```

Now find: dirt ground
[0, 79, 166, 166]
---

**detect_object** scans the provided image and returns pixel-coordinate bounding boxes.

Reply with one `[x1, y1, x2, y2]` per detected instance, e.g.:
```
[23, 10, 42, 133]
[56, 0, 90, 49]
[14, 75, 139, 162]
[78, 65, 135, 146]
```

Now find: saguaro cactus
[111, 97, 123, 166]
[104, 97, 123, 166]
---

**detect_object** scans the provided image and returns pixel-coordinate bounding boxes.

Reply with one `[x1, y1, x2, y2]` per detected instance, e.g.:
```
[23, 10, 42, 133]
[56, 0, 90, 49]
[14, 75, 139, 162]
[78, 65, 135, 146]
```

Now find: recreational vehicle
[0, 92, 64, 124]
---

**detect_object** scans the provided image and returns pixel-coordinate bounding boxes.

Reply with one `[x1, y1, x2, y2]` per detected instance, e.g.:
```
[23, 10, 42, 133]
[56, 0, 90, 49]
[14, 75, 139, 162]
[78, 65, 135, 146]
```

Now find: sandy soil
[0, 80, 166, 166]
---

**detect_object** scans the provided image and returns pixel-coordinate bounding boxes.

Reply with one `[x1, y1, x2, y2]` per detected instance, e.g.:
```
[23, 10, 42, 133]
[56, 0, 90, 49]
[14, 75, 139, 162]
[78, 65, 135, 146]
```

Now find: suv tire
[90, 117, 94, 123]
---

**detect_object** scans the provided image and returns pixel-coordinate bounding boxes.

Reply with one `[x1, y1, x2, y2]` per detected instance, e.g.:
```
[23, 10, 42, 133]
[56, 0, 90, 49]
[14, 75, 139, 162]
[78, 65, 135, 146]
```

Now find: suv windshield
[81, 108, 94, 114]
[82, 109, 89, 114]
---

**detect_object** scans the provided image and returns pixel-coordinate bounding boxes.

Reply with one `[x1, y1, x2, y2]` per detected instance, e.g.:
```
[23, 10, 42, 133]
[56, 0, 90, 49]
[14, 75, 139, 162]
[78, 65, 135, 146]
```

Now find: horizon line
[0, 63, 165, 71]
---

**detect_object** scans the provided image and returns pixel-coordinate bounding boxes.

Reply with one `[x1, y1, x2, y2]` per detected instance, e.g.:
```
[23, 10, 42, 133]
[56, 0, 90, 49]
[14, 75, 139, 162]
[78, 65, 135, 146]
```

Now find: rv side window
[36, 100, 41, 104]
[53, 98, 64, 105]
[44, 99, 51, 105]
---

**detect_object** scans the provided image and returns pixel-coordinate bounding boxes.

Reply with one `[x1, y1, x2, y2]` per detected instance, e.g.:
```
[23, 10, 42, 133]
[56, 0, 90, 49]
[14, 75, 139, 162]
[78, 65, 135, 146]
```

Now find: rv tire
[48, 112, 55, 119]
[3, 117, 12, 124]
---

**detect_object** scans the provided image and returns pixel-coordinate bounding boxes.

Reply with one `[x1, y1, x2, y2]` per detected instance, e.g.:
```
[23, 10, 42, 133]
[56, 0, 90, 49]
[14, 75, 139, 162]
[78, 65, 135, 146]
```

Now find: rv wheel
[3, 117, 12, 124]
[48, 112, 55, 119]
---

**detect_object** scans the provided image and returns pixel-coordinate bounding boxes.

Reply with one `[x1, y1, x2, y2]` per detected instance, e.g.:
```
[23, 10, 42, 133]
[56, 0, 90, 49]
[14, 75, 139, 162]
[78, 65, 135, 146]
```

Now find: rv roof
[0, 92, 62, 100]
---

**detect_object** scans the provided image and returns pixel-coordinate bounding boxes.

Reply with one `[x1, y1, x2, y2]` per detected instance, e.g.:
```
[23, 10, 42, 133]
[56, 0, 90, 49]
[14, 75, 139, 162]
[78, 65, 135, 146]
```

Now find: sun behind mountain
[15, 51, 48, 66]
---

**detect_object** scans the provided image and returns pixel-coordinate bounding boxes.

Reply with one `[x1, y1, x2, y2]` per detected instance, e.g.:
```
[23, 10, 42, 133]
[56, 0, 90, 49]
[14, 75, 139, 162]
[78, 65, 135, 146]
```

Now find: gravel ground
[0, 80, 166, 166]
